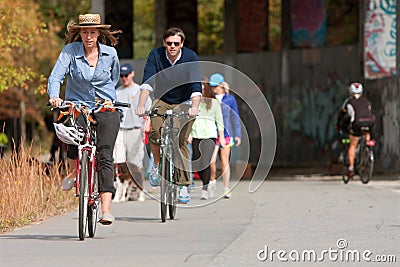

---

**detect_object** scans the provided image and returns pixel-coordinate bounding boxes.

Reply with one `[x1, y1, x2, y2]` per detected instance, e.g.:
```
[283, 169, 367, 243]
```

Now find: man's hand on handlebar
[49, 97, 63, 107]
[135, 106, 146, 116]
[188, 107, 200, 117]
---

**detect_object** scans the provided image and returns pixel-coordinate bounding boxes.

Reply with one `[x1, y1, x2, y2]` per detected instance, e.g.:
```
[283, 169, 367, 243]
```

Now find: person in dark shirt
[136, 27, 201, 204]
[338, 82, 375, 178]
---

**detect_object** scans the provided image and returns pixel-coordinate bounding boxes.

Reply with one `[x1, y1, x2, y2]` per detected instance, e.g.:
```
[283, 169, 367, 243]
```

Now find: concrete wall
[127, 45, 398, 173]
[231, 46, 361, 167]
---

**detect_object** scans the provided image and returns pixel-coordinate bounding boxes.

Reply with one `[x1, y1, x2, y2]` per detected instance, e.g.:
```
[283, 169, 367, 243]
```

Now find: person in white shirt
[114, 63, 151, 201]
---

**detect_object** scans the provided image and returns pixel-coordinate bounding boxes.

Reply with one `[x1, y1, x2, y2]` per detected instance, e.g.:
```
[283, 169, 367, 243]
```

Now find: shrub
[0, 146, 75, 233]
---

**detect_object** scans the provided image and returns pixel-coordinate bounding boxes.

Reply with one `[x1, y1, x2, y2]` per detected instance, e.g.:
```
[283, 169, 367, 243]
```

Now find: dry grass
[0, 146, 76, 233]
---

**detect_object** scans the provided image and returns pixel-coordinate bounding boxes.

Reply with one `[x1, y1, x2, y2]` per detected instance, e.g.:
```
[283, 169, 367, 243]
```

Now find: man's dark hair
[163, 27, 185, 42]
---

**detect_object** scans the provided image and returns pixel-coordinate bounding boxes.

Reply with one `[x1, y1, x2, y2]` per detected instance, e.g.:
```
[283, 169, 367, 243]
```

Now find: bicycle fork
[76, 146, 98, 206]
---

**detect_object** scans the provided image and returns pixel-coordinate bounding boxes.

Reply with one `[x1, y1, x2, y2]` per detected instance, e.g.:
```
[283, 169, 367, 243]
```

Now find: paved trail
[1, 176, 399, 267]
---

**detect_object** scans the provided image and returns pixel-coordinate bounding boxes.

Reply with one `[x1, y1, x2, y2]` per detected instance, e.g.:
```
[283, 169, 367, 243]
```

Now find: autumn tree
[36, 0, 91, 39]
[0, 0, 92, 146]
[0, 0, 60, 143]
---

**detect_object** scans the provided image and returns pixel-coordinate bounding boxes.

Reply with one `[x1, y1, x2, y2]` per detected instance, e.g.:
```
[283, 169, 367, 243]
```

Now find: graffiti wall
[286, 80, 347, 149]
[364, 0, 396, 79]
[291, 0, 326, 48]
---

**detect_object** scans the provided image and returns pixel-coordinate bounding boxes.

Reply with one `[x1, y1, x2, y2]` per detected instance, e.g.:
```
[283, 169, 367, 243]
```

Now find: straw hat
[69, 14, 111, 29]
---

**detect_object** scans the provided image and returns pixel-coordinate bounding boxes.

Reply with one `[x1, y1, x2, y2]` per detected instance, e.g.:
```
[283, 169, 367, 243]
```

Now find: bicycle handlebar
[49, 100, 131, 111]
[139, 108, 190, 118]
[113, 101, 131, 108]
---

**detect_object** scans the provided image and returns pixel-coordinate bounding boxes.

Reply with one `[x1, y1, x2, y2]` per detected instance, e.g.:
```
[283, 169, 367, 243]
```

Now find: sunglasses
[166, 41, 181, 47]
[120, 74, 129, 78]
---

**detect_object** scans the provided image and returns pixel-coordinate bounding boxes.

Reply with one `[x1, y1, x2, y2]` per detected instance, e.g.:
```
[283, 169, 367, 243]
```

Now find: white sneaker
[149, 164, 160, 187]
[178, 186, 190, 203]
[201, 190, 208, 200]
[208, 180, 216, 198]
[138, 191, 145, 202]
[100, 212, 114, 225]
[147, 187, 158, 194]
[223, 188, 231, 199]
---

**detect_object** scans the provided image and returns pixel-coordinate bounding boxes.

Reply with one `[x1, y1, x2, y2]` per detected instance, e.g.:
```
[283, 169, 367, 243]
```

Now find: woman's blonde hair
[221, 81, 230, 94]
[65, 20, 122, 46]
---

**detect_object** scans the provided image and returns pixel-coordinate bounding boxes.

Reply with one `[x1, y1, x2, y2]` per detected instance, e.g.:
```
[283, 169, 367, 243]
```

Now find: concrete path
[1, 175, 399, 267]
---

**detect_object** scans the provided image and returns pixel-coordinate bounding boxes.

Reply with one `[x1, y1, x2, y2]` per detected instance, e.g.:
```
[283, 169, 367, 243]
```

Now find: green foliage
[133, 0, 225, 56]
[134, 0, 155, 58]
[269, 0, 282, 50]
[198, 0, 224, 55]
[37, 0, 91, 39]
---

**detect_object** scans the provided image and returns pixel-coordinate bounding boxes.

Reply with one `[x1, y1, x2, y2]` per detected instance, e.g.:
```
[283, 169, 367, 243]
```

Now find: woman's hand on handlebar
[49, 97, 63, 107]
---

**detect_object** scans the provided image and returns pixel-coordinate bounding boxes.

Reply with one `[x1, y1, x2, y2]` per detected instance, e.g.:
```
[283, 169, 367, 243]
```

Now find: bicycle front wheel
[168, 183, 177, 219]
[160, 155, 168, 223]
[88, 171, 100, 238]
[78, 150, 89, 240]
[359, 145, 373, 184]
[168, 161, 177, 220]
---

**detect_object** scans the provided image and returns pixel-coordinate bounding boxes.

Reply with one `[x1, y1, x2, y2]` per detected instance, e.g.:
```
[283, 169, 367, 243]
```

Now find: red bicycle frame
[75, 121, 97, 206]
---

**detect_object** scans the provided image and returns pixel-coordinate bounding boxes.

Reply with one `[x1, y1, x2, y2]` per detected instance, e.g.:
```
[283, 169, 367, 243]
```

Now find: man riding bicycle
[337, 82, 375, 178]
[135, 27, 201, 204]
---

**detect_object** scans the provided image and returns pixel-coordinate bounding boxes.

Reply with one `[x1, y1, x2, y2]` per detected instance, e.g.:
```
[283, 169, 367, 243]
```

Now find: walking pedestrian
[209, 74, 242, 198]
[113, 63, 151, 202]
[190, 78, 225, 200]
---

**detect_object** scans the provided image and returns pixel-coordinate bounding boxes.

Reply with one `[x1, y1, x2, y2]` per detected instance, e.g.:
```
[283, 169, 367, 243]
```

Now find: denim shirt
[47, 42, 120, 108]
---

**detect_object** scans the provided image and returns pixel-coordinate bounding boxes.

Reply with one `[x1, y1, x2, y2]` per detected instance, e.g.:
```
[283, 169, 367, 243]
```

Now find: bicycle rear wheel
[340, 149, 350, 184]
[78, 150, 89, 240]
[358, 145, 373, 184]
[88, 171, 100, 238]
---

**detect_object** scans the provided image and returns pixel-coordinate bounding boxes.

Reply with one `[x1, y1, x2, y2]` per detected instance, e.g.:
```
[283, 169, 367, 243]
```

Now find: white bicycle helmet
[349, 82, 363, 94]
[53, 123, 84, 146]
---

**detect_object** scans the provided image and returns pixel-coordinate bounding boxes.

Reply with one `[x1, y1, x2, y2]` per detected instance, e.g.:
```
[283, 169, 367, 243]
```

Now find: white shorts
[113, 128, 144, 168]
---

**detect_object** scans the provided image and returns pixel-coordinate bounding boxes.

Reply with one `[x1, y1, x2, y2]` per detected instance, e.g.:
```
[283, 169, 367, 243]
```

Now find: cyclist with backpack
[337, 82, 375, 178]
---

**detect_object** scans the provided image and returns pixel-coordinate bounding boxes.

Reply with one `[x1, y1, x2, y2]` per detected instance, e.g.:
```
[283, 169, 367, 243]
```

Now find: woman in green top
[190, 79, 225, 200]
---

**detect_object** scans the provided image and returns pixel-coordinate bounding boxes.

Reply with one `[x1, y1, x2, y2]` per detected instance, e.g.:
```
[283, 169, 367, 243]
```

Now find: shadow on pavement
[115, 216, 161, 223]
[0, 234, 78, 241]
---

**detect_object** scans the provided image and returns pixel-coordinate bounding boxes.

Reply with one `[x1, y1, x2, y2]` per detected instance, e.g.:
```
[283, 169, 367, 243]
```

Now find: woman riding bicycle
[47, 14, 122, 225]
[337, 82, 375, 178]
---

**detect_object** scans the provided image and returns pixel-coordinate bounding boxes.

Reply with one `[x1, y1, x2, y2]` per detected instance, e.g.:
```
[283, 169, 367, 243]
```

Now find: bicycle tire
[78, 150, 89, 240]
[88, 170, 99, 238]
[359, 145, 373, 184]
[168, 161, 177, 220]
[340, 149, 350, 184]
[168, 186, 177, 219]
[160, 154, 168, 223]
